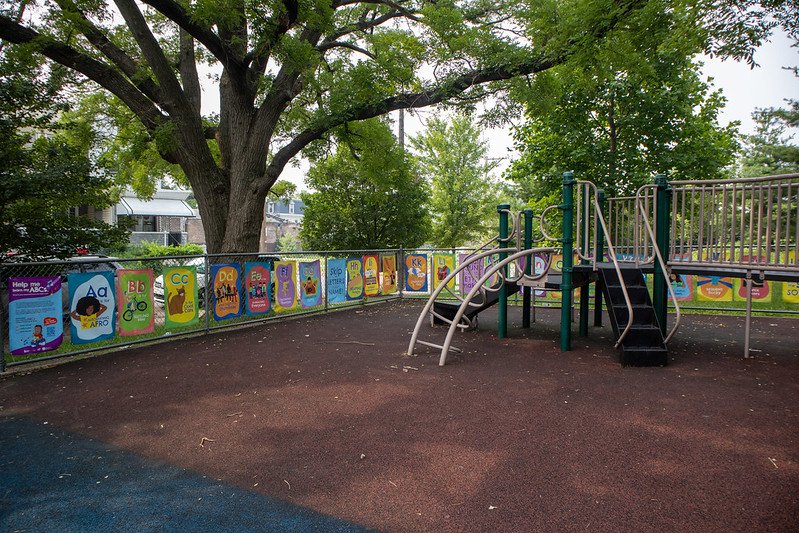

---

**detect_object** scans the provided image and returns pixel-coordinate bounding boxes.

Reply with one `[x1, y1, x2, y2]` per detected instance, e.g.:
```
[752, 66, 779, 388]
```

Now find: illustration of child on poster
[405, 254, 428, 292]
[363, 255, 379, 297]
[433, 254, 455, 290]
[211, 263, 242, 320]
[8, 277, 64, 355]
[245, 262, 272, 315]
[68, 271, 116, 345]
[299, 260, 322, 308]
[381, 255, 397, 294]
[346, 257, 364, 300]
[117, 269, 155, 336]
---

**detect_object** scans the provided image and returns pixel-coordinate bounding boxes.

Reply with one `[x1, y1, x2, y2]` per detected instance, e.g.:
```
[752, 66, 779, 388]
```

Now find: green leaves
[300, 119, 430, 250]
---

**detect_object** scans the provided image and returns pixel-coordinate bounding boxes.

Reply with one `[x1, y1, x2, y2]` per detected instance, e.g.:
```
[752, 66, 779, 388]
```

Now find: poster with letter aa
[68, 271, 116, 345]
[163, 266, 199, 329]
[404, 254, 428, 293]
[244, 262, 272, 316]
[211, 263, 242, 320]
[117, 269, 155, 336]
[299, 260, 323, 308]
[274, 261, 297, 311]
[327, 259, 347, 304]
[346, 257, 364, 301]
[8, 277, 63, 355]
[363, 255, 380, 297]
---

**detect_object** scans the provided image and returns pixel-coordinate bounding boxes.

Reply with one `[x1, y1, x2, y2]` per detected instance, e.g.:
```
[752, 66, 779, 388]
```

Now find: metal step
[620, 345, 668, 366]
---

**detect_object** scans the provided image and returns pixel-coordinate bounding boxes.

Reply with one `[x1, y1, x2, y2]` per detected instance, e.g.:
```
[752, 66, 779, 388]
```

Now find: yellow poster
[163, 266, 199, 328]
[381, 255, 397, 294]
[432, 254, 456, 289]
[783, 281, 799, 304]
[696, 276, 734, 302]
[363, 255, 379, 297]
[733, 279, 772, 302]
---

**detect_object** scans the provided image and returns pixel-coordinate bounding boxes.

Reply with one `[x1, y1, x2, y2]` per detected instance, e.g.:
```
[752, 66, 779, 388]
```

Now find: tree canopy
[740, 98, 799, 177]
[300, 119, 430, 250]
[411, 114, 498, 247]
[0, 0, 791, 253]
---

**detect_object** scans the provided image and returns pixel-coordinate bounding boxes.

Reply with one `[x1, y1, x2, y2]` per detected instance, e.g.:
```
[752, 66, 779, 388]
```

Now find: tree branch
[140, 0, 244, 72]
[317, 40, 376, 59]
[0, 14, 166, 130]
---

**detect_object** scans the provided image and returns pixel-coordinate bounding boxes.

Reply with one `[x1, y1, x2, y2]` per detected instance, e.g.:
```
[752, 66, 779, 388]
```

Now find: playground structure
[408, 172, 799, 366]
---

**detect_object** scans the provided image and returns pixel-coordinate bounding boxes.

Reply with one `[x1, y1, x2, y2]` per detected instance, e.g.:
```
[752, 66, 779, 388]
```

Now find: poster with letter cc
[163, 265, 200, 329]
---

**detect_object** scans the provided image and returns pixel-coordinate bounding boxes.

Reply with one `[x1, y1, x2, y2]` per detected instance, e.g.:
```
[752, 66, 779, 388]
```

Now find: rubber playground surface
[1, 300, 797, 532]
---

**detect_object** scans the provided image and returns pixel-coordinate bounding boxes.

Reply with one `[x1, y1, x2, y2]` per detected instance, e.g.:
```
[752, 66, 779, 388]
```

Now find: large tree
[411, 114, 498, 247]
[300, 119, 430, 250]
[0, 0, 789, 252]
[740, 98, 799, 177]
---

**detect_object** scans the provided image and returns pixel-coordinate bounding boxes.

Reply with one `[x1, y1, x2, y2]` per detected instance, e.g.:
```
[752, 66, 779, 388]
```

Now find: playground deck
[1, 300, 797, 532]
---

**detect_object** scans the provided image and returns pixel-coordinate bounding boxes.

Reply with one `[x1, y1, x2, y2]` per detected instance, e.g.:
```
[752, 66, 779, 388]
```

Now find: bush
[121, 242, 205, 276]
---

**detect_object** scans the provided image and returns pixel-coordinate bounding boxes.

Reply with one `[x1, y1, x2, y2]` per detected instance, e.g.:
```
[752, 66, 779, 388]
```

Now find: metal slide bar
[438, 247, 557, 366]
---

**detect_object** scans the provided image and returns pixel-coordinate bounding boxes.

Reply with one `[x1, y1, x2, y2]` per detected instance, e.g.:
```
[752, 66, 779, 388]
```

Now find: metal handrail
[636, 198, 682, 344]
[438, 247, 557, 365]
[578, 181, 635, 348]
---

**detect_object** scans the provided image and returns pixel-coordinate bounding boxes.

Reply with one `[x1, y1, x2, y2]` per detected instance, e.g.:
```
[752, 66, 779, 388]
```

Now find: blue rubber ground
[0, 416, 371, 532]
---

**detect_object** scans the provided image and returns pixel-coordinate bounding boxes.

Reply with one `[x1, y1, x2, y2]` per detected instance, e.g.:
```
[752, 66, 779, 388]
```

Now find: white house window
[289, 202, 295, 214]
[267, 202, 275, 214]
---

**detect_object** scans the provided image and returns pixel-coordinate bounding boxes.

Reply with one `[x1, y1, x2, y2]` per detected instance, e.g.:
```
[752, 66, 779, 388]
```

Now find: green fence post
[522, 208, 533, 328]
[594, 189, 606, 327]
[653, 174, 672, 337]
[560, 172, 575, 351]
[498, 203, 510, 339]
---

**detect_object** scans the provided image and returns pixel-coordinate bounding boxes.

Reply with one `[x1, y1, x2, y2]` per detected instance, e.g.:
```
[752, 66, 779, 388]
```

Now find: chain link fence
[2, 247, 797, 371]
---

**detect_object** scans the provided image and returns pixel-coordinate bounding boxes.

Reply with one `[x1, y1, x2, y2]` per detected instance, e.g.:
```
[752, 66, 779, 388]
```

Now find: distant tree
[300, 119, 430, 250]
[0, 53, 128, 261]
[411, 115, 499, 248]
[740, 100, 799, 177]
[276, 233, 302, 253]
[506, 30, 740, 205]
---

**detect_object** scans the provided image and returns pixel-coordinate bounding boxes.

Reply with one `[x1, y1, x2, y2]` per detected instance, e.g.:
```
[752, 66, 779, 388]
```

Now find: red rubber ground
[1, 301, 797, 532]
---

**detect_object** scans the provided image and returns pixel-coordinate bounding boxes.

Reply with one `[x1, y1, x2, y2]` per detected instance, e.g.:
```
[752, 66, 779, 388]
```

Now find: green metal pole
[593, 189, 606, 327]
[522, 208, 533, 328]
[578, 184, 589, 337]
[498, 203, 510, 338]
[653, 174, 672, 337]
[560, 172, 575, 351]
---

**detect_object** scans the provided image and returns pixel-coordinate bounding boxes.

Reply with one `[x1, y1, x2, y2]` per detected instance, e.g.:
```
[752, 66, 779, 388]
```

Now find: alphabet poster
[363, 255, 379, 297]
[163, 266, 199, 329]
[405, 254, 428, 293]
[117, 269, 155, 336]
[459, 254, 484, 296]
[670, 273, 693, 301]
[734, 279, 771, 302]
[381, 255, 397, 294]
[245, 262, 272, 316]
[327, 258, 347, 304]
[299, 260, 322, 308]
[8, 276, 63, 356]
[274, 260, 297, 311]
[68, 271, 116, 345]
[346, 257, 364, 301]
[696, 276, 733, 302]
[432, 254, 456, 290]
[783, 281, 799, 304]
[211, 263, 242, 320]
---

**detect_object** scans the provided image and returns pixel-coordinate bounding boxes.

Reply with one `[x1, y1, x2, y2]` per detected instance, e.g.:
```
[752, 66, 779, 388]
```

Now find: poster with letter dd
[68, 271, 116, 345]
[8, 276, 64, 355]
[211, 263, 242, 320]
